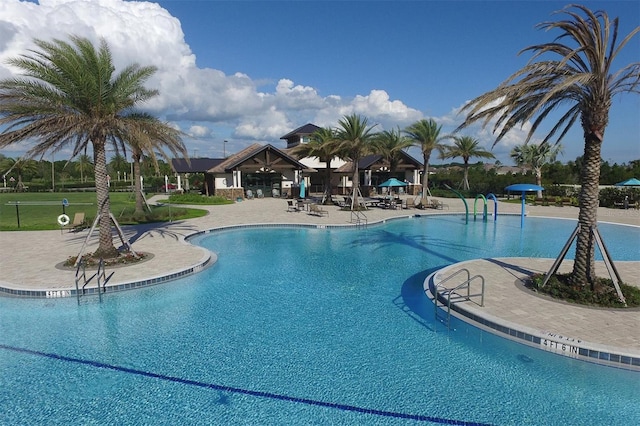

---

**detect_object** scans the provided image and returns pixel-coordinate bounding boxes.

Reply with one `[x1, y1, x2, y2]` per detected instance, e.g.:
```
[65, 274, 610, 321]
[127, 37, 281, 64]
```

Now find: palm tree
[0, 35, 185, 258]
[0, 157, 38, 191]
[109, 154, 130, 183]
[74, 154, 94, 183]
[124, 112, 187, 216]
[441, 136, 495, 191]
[373, 127, 413, 176]
[291, 127, 339, 204]
[456, 5, 639, 287]
[404, 118, 451, 205]
[510, 142, 563, 198]
[335, 114, 378, 209]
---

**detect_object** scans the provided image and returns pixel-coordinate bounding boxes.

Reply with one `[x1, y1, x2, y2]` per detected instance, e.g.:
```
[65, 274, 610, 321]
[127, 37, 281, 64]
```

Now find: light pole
[51, 154, 55, 191]
[223, 140, 228, 158]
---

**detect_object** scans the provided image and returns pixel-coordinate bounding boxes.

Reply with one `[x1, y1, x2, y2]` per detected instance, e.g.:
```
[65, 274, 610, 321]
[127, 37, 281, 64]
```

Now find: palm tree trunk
[324, 159, 332, 204]
[571, 132, 602, 288]
[421, 153, 431, 205]
[463, 160, 470, 191]
[535, 168, 543, 198]
[351, 161, 359, 210]
[133, 152, 144, 215]
[93, 142, 118, 258]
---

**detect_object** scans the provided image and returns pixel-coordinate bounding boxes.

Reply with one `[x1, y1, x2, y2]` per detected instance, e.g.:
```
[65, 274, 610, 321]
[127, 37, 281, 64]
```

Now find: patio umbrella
[505, 183, 544, 228]
[614, 178, 640, 187]
[299, 178, 306, 199]
[379, 178, 407, 197]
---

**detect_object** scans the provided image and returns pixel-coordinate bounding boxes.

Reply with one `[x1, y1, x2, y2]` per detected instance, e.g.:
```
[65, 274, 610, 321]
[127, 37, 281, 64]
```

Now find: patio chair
[70, 212, 87, 232]
[309, 203, 328, 216]
[272, 188, 280, 197]
[246, 189, 254, 199]
[286, 200, 299, 212]
[256, 189, 264, 198]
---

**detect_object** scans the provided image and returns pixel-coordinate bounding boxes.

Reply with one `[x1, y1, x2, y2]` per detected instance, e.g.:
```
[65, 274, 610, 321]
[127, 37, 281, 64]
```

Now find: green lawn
[0, 192, 208, 231]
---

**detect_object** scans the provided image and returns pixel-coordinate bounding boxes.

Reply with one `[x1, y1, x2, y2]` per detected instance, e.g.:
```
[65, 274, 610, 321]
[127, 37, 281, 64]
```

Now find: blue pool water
[1, 215, 639, 425]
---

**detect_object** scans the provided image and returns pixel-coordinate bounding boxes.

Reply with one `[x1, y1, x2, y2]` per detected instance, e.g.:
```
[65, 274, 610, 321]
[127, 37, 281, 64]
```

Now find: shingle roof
[279, 123, 322, 140]
[207, 143, 315, 173]
[334, 152, 422, 173]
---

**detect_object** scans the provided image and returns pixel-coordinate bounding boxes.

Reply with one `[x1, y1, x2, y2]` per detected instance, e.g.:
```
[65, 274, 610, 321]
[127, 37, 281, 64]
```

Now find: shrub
[167, 193, 234, 205]
[528, 273, 640, 308]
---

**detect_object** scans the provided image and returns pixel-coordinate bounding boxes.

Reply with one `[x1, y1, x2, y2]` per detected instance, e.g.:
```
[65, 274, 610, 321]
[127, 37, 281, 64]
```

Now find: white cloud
[0, 0, 425, 154]
[188, 125, 212, 138]
[440, 99, 541, 155]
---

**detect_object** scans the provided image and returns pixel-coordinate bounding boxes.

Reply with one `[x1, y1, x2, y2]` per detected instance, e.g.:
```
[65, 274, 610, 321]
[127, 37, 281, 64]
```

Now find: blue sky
[1, 0, 639, 165]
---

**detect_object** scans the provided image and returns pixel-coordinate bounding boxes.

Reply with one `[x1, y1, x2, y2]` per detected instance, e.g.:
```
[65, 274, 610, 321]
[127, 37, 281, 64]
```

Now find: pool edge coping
[425, 259, 640, 372]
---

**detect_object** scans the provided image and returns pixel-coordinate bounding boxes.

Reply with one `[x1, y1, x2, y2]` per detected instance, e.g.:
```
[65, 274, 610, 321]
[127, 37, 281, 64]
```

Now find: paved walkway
[1, 195, 638, 368]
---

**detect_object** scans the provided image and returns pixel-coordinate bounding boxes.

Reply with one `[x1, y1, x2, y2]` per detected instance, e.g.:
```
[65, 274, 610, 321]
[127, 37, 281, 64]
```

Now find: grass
[0, 192, 208, 231]
[527, 273, 640, 308]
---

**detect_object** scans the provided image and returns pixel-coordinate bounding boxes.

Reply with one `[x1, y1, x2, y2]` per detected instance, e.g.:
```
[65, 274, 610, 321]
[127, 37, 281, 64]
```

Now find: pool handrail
[486, 193, 498, 221]
[473, 194, 488, 222]
[444, 184, 468, 224]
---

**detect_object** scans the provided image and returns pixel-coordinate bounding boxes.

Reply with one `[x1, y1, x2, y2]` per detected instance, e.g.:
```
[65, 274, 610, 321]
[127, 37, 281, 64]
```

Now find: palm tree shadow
[348, 229, 475, 265]
[123, 220, 200, 245]
[392, 268, 442, 332]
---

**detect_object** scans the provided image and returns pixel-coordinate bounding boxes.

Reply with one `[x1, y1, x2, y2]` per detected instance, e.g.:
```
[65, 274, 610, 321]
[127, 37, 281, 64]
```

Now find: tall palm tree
[0, 35, 185, 258]
[335, 114, 378, 209]
[441, 136, 495, 191]
[404, 118, 451, 205]
[124, 112, 187, 215]
[373, 127, 413, 176]
[510, 142, 563, 198]
[456, 5, 639, 287]
[74, 154, 94, 183]
[291, 127, 339, 204]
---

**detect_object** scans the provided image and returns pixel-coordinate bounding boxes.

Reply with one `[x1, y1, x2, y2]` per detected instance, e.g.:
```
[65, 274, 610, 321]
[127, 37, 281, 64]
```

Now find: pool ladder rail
[433, 268, 485, 329]
[350, 210, 368, 228]
[74, 258, 114, 304]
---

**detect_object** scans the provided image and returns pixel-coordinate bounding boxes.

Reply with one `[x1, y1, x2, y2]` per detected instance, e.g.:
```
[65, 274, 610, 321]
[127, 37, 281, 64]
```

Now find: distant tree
[456, 5, 640, 289]
[372, 127, 413, 176]
[404, 118, 451, 205]
[74, 154, 94, 183]
[510, 142, 563, 197]
[0, 157, 38, 191]
[0, 35, 185, 258]
[109, 154, 130, 183]
[441, 136, 495, 190]
[291, 127, 339, 204]
[335, 114, 378, 209]
[125, 112, 186, 215]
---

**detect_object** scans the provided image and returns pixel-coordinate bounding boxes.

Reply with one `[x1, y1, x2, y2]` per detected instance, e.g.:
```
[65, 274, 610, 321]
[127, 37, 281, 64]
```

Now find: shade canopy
[505, 183, 544, 192]
[505, 183, 544, 228]
[614, 178, 640, 187]
[379, 178, 408, 188]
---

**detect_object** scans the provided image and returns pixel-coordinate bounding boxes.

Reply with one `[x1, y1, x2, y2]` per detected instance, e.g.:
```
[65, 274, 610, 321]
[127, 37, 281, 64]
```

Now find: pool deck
[1, 196, 638, 369]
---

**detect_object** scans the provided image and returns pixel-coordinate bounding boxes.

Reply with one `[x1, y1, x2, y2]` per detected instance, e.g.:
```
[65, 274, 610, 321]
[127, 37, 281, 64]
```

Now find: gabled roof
[280, 123, 322, 140]
[171, 157, 223, 173]
[207, 143, 315, 173]
[335, 152, 423, 173]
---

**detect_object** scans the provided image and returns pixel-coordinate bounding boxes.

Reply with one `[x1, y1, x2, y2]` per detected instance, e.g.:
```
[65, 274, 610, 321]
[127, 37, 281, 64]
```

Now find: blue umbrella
[299, 178, 306, 199]
[379, 178, 407, 197]
[378, 178, 408, 188]
[505, 183, 544, 227]
[614, 178, 640, 187]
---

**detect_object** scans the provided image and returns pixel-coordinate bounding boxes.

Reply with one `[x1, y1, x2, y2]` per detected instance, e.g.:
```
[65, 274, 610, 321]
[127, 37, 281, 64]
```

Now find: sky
[0, 0, 638, 166]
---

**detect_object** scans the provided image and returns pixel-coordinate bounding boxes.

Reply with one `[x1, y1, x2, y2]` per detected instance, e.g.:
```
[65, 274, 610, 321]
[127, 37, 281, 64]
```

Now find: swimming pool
[1, 215, 639, 424]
